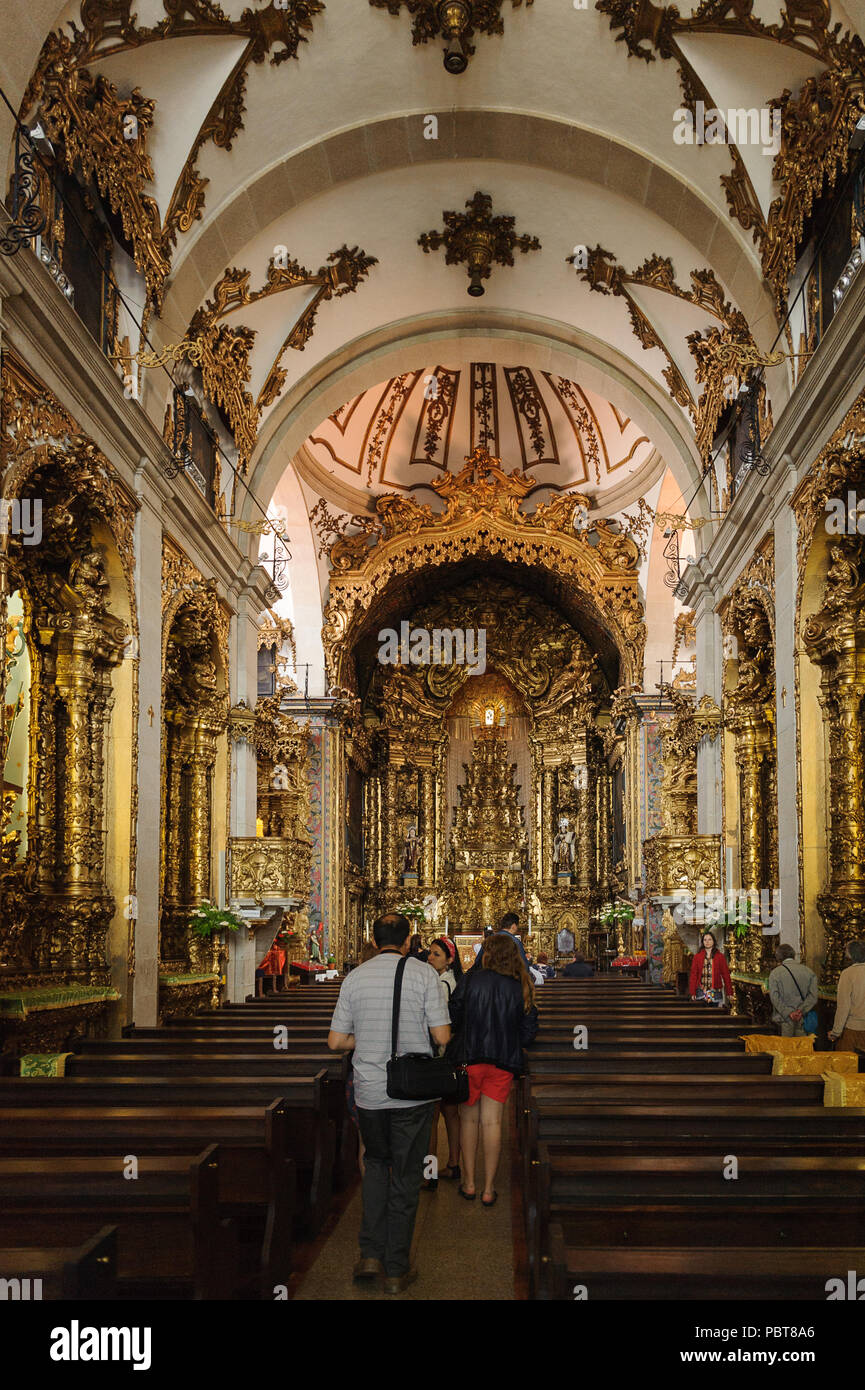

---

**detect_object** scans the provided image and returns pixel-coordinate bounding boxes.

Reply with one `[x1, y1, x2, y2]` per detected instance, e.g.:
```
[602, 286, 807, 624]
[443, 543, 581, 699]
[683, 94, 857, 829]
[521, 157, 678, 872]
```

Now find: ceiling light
[438, 1, 470, 73]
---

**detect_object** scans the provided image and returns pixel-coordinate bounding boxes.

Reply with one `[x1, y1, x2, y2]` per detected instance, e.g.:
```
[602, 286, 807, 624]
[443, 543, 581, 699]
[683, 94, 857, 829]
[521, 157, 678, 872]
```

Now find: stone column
[132, 462, 167, 1026]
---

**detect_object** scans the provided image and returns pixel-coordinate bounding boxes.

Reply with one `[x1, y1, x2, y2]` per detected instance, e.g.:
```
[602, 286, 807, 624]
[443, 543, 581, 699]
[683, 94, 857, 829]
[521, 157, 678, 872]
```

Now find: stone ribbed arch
[166, 111, 774, 338]
[242, 311, 710, 541]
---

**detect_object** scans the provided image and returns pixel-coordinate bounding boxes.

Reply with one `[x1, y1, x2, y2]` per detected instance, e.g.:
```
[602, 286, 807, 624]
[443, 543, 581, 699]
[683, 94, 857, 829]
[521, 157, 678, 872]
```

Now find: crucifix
[656, 659, 667, 692]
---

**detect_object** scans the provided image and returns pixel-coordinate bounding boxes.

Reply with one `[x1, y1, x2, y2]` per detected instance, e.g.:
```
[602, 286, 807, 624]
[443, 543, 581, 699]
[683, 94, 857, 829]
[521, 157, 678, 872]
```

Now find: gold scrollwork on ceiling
[24, 2, 327, 297]
[188, 246, 377, 473]
[571, 245, 769, 464]
[596, 0, 865, 312]
[319, 445, 646, 688]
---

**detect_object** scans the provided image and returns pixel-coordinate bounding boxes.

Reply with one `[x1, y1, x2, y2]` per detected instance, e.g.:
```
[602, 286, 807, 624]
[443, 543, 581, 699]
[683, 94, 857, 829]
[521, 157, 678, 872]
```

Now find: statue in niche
[403, 823, 422, 873]
[553, 814, 576, 873]
[662, 907, 691, 985]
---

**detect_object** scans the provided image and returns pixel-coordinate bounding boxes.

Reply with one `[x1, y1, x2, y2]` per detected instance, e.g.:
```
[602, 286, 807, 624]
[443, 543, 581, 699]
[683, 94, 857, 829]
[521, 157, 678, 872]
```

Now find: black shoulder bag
[386, 955, 469, 1102]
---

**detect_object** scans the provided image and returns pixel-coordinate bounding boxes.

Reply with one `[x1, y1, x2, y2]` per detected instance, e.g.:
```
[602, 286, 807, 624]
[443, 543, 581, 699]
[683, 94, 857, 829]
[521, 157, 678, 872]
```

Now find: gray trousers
[778, 1019, 805, 1037]
[357, 1102, 434, 1276]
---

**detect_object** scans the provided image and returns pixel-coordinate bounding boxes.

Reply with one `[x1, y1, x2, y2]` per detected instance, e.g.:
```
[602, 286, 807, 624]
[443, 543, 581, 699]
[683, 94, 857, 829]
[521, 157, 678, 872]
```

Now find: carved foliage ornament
[596, 0, 865, 311]
[572, 245, 769, 462]
[419, 191, 540, 296]
[189, 246, 377, 472]
[320, 446, 646, 690]
[370, 0, 533, 72]
[24, 2, 326, 286]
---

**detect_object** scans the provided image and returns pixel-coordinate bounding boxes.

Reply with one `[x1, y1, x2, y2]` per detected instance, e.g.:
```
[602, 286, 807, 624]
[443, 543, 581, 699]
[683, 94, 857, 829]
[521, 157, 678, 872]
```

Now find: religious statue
[662, 907, 691, 985]
[403, 823, 421, 873]
[553, 815, 576, 873]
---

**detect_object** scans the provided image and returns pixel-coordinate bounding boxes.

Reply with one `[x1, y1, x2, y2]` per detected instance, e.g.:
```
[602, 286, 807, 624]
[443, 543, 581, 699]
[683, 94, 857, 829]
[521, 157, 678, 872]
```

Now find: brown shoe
[382, 1268, 418, 1294]
[353, 1257, 384, 1282]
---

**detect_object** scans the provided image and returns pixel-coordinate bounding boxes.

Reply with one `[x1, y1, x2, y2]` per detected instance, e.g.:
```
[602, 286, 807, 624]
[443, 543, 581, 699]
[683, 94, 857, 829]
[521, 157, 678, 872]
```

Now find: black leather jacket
[448, 969, 539, 1075]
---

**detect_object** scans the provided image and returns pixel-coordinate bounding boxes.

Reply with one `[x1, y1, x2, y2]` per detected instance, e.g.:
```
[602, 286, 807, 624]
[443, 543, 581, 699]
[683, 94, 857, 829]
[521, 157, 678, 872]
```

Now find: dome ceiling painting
[297, 364, 659, 512]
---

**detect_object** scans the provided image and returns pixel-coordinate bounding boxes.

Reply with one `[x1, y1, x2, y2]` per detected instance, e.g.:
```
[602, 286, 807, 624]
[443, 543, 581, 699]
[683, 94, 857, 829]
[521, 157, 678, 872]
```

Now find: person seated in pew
[829, 938, 865, 1053]
[535, 953, 555, 981]
[525, 954, 546, 987]
[688, 930, 732, 1006]
[561, 952, 594, 979]
[768, 943, 819, 1037]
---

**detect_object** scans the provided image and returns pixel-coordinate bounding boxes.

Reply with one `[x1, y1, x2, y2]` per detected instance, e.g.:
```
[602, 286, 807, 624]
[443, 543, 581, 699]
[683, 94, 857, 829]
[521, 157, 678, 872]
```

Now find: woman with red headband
[423, 936, 463, 1189]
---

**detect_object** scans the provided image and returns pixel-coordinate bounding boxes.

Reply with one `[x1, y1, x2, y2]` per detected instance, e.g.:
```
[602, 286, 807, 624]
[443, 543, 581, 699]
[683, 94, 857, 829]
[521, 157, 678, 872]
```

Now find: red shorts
[466, 1063, 513, 1105]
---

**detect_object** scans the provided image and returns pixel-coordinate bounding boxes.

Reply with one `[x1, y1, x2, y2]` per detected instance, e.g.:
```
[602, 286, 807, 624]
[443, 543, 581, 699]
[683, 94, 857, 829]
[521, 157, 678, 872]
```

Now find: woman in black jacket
[448, 933, 539, 1206]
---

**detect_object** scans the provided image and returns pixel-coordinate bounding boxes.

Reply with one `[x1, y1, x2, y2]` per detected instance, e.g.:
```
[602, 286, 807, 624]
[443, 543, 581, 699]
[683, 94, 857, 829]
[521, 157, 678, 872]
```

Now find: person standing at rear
[448, 933, 538, 1207]
[829, 939, 865, 1052]
[328, 912, 450, 1293]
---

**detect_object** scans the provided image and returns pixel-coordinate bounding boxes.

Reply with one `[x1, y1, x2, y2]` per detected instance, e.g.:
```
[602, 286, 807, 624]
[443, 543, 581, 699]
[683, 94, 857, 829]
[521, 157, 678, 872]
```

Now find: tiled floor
[294, 1107, 516, 1301]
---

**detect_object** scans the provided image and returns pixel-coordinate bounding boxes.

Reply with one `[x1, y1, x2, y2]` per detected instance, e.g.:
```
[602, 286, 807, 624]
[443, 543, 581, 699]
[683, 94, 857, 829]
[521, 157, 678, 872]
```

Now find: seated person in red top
[688, 930, 732, 1006]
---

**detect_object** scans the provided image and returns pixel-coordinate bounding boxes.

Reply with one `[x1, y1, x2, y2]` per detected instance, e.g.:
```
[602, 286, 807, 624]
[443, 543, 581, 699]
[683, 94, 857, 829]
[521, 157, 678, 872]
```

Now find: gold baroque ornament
[595, 1, 865, 311]
[369, 1, 533, 74]
[1, 353, 139, 990]
[571, 246, 767, 463]
[418, 191, 540, 296]
[188, 246, 377, 472]
[24, 2, 326, 279]
[25, 40, 169, 310]
[320, 446, 646, 689]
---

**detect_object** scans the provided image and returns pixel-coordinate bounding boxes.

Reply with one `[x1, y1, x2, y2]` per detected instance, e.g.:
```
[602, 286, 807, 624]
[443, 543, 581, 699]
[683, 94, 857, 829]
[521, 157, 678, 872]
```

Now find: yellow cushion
[772, 1051, 859, 1076]
[740, 1033, 814, 1055]
[822, 1073, 865, 1107]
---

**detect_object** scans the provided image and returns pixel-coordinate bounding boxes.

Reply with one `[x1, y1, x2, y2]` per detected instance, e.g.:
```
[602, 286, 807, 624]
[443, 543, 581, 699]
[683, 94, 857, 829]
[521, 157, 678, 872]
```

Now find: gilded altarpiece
[797, 393, 865, 983]
[160, 542, 229, 1015]
[722, 541, 778, 975]
[320, 448, 646, 958]
[0, 355, 137, 1049]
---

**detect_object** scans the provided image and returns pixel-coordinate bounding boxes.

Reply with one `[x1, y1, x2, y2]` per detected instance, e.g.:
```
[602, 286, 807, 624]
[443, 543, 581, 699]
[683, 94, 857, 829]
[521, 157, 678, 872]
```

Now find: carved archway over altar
[321, 447, 647, 957]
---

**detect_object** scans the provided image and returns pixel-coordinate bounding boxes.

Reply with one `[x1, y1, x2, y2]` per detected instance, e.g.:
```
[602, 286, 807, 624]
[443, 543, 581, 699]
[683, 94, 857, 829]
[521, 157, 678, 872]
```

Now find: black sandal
[481, 1191, 498, 1207]
[458, 1186, 476, 1201]
[441, 1164, 461, 1181]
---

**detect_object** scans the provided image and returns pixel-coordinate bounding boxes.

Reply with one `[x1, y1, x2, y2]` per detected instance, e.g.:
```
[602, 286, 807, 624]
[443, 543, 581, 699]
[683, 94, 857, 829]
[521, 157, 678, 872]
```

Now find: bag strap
[782, 962, 806, 1001]
[391, 954, 408, 1061]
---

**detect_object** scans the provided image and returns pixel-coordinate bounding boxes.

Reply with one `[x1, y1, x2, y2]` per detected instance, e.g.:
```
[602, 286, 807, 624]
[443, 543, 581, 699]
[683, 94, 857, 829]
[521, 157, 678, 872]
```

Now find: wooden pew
[0, 1075, 333, 1238]
[524, 1050, 774, 1077]
[67, 1049, 357, 1192]
[0, 1149, 239, 1299]
[529, 1149, 865, 1296]
[545, 1237, 865, 1300]
[0, 1225, 117, 1301]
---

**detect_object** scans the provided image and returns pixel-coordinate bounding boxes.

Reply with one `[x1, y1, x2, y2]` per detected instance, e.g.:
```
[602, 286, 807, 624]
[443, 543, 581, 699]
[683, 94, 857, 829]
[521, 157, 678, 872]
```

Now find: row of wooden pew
[0, 979, 349, 1299]
[520, 977, 865, 1300]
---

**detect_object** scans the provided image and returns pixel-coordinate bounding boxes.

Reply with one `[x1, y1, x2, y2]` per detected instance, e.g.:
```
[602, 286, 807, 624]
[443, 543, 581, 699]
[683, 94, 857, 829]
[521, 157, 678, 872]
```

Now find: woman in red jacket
[689, 930, 732, 1006]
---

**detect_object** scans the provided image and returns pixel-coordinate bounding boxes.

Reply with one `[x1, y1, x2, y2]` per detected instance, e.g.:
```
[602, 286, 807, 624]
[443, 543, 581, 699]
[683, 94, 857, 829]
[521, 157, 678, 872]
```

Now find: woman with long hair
[688, 929, 732, 1006]
[423, 936, 464, 1188]
[448, 933, 539, 1206]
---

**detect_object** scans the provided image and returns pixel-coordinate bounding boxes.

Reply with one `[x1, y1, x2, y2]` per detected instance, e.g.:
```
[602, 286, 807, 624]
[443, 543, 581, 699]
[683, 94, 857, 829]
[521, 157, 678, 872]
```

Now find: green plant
[395, 901, 426, 923]
[189, 902, 246, 939]
[599, 901, 636, 927]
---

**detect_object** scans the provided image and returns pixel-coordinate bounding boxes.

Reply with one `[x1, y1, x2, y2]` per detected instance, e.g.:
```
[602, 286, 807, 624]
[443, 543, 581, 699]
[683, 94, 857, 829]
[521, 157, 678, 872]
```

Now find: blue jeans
[357, 1103, 434, 1276]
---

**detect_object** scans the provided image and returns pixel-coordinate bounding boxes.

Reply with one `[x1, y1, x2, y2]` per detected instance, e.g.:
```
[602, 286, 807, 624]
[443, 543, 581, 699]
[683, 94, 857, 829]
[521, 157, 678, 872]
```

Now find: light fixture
[439, 0, 470, 73]
[418, 190, 540, 297]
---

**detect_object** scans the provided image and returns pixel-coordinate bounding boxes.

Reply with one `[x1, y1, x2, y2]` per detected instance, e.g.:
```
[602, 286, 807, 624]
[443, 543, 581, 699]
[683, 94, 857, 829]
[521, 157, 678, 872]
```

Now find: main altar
[316, 448, 649, 965]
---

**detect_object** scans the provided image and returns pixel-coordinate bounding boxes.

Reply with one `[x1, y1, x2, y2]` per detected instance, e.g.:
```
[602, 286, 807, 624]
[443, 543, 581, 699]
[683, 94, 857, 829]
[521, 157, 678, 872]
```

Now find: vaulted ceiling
[4, 0, 865, 524]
